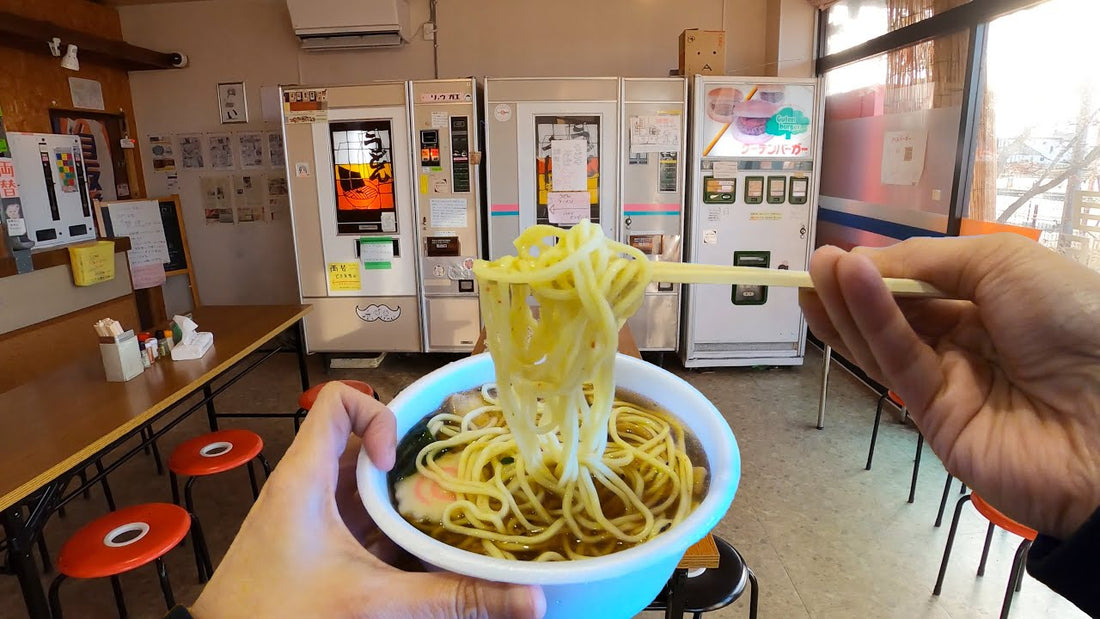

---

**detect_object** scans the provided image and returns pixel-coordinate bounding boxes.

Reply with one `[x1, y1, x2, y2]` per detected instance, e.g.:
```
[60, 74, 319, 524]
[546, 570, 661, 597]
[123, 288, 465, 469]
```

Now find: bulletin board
[95, 195, 200, 308]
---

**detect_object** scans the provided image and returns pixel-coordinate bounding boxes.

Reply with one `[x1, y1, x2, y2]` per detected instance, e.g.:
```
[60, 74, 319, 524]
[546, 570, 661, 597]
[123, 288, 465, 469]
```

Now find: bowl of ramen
[358, 352, 739, 619]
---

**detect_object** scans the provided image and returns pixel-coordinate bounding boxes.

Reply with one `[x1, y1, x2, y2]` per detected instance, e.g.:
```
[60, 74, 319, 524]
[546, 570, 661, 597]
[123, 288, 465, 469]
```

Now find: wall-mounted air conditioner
[286, 0, 410, 51]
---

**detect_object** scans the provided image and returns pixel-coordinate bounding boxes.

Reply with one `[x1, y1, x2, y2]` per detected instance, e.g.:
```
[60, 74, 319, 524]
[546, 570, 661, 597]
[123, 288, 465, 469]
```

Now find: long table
[0, 304, 311, 619]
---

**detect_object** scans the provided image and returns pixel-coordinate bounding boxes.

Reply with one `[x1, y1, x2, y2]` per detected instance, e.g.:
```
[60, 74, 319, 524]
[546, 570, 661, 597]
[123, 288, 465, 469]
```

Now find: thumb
[396, 573, 546, 619]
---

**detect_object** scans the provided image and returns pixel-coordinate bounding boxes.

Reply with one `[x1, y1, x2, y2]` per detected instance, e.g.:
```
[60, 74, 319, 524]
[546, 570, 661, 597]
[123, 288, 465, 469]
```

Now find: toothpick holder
[99, 330, 145, 382]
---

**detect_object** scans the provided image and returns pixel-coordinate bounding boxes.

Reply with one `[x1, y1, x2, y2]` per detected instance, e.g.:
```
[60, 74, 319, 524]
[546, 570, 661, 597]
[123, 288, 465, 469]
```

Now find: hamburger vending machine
[619, 78, 688, 351]
[484, 77, 620, 260]
[681, 76, 822, 367]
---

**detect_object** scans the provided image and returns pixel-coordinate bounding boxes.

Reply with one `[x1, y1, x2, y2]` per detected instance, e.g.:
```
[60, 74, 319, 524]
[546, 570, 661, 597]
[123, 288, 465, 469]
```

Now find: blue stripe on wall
[817, 208, 947, 241]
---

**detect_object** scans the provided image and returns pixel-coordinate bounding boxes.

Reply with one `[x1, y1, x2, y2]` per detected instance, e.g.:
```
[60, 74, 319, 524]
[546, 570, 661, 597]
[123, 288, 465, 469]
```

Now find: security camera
[170, 52, 189, 68]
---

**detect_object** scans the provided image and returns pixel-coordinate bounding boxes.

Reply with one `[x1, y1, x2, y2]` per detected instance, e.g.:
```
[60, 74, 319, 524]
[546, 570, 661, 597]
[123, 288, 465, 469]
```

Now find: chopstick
[651, 261, 946, 298]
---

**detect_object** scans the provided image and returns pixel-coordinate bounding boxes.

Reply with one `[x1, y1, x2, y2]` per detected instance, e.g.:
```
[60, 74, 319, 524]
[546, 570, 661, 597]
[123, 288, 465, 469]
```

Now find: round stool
[294, 380, 378, 433]
[48, 503, 212, 618]
[935, 493, 1037, 619]
[168, 429, 272, 518]
[645, 536, 759, 619]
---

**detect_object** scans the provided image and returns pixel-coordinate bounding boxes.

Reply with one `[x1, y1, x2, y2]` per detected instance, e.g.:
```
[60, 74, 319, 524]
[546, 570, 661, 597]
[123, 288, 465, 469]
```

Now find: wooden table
[0, 304, 312, 619]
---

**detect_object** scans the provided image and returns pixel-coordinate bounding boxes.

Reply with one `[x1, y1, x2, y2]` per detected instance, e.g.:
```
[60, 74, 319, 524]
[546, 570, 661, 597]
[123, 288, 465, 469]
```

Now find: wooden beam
[0, 11, 180, 71]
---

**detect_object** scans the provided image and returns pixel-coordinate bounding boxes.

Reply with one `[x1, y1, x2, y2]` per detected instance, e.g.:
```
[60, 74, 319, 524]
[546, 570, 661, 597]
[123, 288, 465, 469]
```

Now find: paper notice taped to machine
[430, 198, 468, 228]
[547, 191, 590, 225]
[629, 115, 681, 153]
[550, 139, 588, 192]
[712, 161, 738, 179]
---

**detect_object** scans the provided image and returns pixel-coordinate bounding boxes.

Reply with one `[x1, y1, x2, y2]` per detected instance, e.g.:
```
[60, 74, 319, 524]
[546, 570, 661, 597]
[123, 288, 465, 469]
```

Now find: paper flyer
[207, 133, 235, 170]
[238, 133, 264, 169]
[148, 135, 176, 172]
[179, 134, 205, 169]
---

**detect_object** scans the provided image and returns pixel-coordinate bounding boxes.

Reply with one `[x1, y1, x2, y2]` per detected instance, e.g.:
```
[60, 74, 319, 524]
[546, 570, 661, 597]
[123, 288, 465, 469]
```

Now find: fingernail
[516, 585, 546, 619]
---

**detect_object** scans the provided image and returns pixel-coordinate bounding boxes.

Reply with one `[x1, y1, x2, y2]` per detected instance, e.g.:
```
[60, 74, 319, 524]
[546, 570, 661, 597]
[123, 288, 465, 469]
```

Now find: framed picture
[217, 82, 248, 124]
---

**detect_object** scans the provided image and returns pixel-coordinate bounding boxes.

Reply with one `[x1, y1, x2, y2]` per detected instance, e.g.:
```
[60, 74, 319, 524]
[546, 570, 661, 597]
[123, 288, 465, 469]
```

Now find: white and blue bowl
[358, 353, 740, 619]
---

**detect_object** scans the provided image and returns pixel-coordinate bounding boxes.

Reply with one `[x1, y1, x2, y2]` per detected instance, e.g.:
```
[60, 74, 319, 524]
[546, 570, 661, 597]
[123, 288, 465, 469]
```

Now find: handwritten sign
[107, 200, 170, 266]
[629, 115, 681, 153]
[550, 139, 588, 192]
[360, 237, 394, 270]
[328, 262, 361, 291]
[547, 192, 590, 225]
[430, 198, 468, 229]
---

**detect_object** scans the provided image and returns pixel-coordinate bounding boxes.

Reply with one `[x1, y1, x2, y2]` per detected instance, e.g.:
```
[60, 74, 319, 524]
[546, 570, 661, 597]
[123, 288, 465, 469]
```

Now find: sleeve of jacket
[1026, 507, 1100, 618]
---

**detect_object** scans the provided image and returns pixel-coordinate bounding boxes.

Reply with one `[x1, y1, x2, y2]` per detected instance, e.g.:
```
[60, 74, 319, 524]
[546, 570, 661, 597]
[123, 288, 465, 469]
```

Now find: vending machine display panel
[331, 120, 398, 234]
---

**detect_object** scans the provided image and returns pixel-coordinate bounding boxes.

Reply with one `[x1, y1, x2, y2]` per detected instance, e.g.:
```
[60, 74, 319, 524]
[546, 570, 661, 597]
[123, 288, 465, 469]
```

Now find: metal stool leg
[184, 477, 198, 517]
[35, 531, 51, 573]
[189, 512, 214, 583]
[977, 522, 996, 576]
[141, 427, 153, 455]
[908, 432, 924, 504]
[866, 394, 886, 470]
[934, 494, 972, 595]
[293, 408, 306, 434]
[664, 568, 687, 619]
[110, 575, 128, 618]
[149, 433, 164, 476]
[247, 461, 260, 500]
[94, 460, 117, 512]
[155, 557, 176, 609]
[747, 565, 759, 619]
[1000, 539, 1032, 619]
[258, 453, 272, 477]
[169, 472, 181, 506]
[48, 573, 67, 619]
[936, 473, 954, 527]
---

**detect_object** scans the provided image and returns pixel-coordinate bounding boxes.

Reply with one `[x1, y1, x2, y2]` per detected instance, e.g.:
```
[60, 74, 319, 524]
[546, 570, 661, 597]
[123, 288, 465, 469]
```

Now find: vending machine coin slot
[766, 176, 787, 205]
[789, 175, 809, 205]
[703, 176, 736, 204]
[450, 116, 471, 193]
[731, 250, 770, 305]
[420, 130, 441, 168]
[744, 176, 764, 205]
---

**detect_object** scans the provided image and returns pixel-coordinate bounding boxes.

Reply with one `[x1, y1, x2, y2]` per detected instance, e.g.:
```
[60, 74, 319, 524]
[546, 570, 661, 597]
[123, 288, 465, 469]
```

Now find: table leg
[1, 507, 50, 619]
[296, 320, 310, 392]
[203, 384, 219, 431]
[816, 345, 831, 430]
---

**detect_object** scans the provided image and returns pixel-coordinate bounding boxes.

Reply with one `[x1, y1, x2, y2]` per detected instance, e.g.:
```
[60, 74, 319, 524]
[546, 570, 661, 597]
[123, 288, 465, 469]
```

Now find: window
[823, 0, 971, 56]
[968, 0, 1100, 268]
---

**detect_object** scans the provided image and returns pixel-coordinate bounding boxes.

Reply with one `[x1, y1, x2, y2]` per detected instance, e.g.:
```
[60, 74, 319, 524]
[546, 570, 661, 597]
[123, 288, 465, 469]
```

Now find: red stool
[935, 493, 1038, 619]
[294, 380, 378, 433]
[168, 429, 272, 518]
[48, 503, 212, 618]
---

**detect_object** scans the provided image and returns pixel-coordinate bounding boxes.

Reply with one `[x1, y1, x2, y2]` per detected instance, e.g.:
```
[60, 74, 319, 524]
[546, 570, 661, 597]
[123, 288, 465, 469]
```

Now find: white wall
[120, 0, 815, 306]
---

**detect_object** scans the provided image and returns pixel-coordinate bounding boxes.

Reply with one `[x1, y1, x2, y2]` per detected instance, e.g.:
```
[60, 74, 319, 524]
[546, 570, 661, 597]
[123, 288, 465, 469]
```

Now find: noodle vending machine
[484, 77, 688, 350]
[283, 80, 483, 353]
[6, 132, 95, 249]
[619, 78, 688, 351]
[681, 76, 822, 367]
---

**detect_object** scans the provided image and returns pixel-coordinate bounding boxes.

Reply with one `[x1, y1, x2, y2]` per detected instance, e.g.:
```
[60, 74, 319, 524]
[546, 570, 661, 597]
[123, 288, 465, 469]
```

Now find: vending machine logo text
[355, 304, 401, 323]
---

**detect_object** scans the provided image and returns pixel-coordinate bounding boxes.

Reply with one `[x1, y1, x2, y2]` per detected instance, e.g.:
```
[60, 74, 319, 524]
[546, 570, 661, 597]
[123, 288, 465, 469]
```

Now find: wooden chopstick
[651, 261, 946, 298]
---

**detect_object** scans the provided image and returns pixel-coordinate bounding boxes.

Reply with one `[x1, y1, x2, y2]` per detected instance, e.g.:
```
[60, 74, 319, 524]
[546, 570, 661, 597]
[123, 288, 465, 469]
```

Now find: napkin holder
[99, 330, 144, 382]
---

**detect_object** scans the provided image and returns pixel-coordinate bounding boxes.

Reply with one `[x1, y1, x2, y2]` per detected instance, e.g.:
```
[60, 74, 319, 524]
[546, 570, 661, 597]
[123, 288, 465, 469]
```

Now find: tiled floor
[0, 346, 1086, 618]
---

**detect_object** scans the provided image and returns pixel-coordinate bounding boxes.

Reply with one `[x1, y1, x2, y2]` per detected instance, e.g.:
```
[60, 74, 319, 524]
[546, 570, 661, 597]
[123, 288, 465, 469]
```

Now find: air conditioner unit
[286, 0, 410, 51]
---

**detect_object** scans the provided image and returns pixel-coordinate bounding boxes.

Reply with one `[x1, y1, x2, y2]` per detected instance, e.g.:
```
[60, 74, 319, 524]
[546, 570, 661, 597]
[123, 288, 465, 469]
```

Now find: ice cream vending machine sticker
[702, 83, 814, 158]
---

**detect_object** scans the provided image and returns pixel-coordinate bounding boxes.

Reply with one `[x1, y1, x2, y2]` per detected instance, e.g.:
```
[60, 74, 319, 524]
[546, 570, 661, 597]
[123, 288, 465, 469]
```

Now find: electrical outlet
[423, 22, 435, 40]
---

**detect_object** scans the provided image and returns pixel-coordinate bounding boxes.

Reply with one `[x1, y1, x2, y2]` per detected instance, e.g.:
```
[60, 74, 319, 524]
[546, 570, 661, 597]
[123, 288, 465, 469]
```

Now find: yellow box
[679, 29, 726, 76]
[68, 240, 116, 286]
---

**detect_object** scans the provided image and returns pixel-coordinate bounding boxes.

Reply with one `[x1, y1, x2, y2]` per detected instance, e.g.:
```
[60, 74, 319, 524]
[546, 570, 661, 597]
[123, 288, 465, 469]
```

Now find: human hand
[190, 382, 546, 618]
[800, 234, 1100, 540]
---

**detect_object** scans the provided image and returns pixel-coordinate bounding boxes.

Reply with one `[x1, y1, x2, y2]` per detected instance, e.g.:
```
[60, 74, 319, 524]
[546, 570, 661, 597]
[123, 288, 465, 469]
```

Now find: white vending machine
[408, 79, 483, 352]
[284, 83, 422, 353]
[619, 78, 688, 351]
[484, 77, 620, 259]
[7, 132, 95, 249]
[681, 76, 822, 367]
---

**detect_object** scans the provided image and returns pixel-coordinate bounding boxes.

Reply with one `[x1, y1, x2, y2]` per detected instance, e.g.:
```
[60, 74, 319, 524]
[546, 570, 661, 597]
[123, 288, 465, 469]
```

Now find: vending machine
[619, 78, 688, 351]
[408, 79, 483, 352]
[681, 76, 822, 367]
[7, 132, 95, 249]
[484, 77, 620, 259]
[284, 82, 422, 353]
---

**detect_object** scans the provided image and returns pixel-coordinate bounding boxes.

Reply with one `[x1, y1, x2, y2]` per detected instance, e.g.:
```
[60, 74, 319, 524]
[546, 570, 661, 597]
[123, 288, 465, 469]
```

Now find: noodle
[397, 221, 700, 560]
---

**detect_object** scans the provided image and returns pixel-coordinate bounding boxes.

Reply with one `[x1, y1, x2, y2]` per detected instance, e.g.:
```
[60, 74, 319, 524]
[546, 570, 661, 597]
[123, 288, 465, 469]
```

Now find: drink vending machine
[680, 76, 822, 367]
[283, 81, 484, 354]
[6, 132, 95, 249]
[484, 77, 621, 259]
[619, 78, 688, 351]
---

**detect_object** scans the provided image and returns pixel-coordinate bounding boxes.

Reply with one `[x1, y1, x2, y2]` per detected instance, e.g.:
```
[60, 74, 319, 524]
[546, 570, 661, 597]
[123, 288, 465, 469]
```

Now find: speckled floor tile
[0, 347, 1088, 618]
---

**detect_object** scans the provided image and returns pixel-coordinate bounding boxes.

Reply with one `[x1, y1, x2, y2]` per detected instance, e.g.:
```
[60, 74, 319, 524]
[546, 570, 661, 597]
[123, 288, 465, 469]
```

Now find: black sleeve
[165, 606, 195, 619]
[1026, 507, 1100, 618]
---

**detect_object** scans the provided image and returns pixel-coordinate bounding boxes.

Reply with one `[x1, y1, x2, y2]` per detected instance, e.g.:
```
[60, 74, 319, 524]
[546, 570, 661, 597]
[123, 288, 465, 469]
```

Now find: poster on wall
[51, 111, 129, 200]
[535, 116, 600, 227]
[699, 82, 815, 158]
[267, 131, 285, 169]
[179, 134, 205, 169]
[200, 175, 234, 224]
[238, 133, 264, 169]
[330, 120, 397, 234]
[207, 133, 235, 170]
[148, 135, 176, 172]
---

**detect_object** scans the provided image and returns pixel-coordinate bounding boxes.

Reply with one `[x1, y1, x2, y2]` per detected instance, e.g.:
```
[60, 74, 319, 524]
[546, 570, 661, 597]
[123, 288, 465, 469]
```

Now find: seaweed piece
[388, 416, 435, 485]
